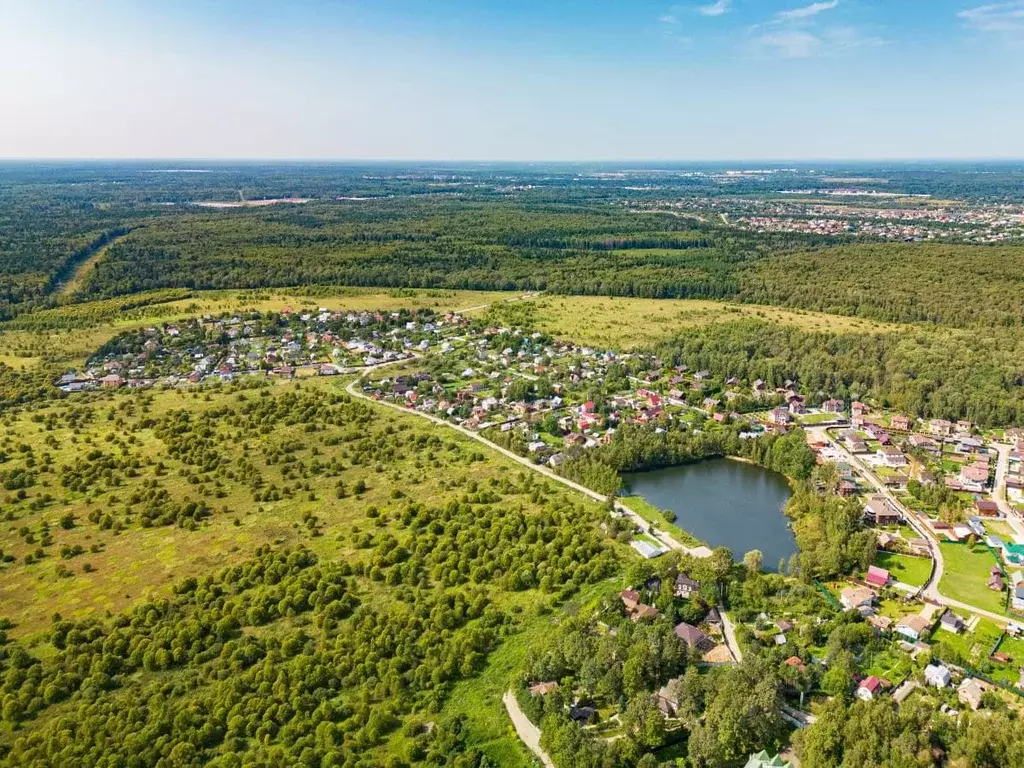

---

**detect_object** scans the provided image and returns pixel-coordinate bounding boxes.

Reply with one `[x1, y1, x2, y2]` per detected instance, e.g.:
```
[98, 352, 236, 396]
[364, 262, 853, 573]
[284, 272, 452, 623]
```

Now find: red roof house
[866, 566, 890, 587]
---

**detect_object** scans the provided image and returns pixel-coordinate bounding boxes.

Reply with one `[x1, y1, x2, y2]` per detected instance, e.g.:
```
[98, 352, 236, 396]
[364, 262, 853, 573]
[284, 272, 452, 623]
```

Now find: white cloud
[777, 1, 839, 21]
[756, 30, 821, 57]
[697, 0, 731, 17]
[958, 1, 1024, 32]
[659, 14, 679, 24]
[752, 25, 882, 58]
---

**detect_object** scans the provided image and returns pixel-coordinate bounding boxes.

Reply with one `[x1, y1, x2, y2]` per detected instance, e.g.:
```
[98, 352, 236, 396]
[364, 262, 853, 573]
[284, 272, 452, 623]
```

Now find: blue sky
[0, 0, 1021, 160]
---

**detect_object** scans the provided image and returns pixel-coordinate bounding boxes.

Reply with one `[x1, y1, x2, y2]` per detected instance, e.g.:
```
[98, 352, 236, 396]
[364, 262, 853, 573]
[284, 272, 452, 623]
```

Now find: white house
[925, 664, 952, 689]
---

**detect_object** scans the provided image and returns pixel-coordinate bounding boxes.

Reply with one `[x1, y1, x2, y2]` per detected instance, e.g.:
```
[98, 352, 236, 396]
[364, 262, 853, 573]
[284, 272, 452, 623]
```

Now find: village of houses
[58, 308, 1024, 722]
[55, 306, 466, 392]
[360, 320, 1024, 721]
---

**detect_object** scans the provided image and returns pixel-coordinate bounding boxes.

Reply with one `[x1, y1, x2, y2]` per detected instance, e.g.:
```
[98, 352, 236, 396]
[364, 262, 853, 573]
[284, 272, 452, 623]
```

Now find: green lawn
[799, 412, 837, 425]
[621, 495, 704, 548]
[989, 634, 1024, 686]
[938, 543, 1008, 616]
[876, 552, 933, 588]
[984, 520, 1017, 540]
[932, 617, 1004, 668]
[862, 647, 913, 685]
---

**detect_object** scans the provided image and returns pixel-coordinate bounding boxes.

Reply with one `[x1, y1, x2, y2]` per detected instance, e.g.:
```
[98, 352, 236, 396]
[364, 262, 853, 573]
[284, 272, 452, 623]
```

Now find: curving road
[808, 426, 1014, 625]
[346, 371, 710, 558]
[503, 691, 554, 768]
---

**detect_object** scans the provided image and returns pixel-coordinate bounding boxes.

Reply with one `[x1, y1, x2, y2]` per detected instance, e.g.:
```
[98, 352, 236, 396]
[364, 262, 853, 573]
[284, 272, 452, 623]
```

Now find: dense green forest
[651, 319, 1024, 426]
[4, 161, 1023, 332]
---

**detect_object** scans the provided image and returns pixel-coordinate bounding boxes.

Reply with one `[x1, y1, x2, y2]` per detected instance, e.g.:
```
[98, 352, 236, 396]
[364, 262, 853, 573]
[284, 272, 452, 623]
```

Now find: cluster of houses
[618, 572, 733, 673]
[367, 325, 867, 470]
[57, 307, 463, 392]
[832, 411, 994, 495]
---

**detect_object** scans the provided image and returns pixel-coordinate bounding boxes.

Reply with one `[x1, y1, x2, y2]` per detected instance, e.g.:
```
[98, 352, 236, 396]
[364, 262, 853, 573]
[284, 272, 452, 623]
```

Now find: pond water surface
[623, 458, 796, 570]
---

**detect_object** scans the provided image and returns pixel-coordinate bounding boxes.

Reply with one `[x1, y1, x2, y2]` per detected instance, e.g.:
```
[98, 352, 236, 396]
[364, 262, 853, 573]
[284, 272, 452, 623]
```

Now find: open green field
[938, 543, 1008, 617]
[528, 294, 901, 350]
[0, 360, 628, 764]
[0, 373, 616, 638]
[876, 552, 933, 588]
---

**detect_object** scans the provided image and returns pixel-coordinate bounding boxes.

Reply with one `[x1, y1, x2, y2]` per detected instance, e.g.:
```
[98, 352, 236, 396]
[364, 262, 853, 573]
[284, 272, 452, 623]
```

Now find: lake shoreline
[623, 458, 796, 569]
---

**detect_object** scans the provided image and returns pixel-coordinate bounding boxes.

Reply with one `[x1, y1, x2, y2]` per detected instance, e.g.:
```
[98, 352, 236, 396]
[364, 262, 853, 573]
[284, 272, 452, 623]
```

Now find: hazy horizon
[3, 1, 1022, 161]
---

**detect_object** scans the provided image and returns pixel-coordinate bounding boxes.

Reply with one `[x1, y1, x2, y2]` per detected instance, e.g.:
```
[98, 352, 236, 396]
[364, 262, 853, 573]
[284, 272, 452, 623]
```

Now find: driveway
[503, 691, 554, 768]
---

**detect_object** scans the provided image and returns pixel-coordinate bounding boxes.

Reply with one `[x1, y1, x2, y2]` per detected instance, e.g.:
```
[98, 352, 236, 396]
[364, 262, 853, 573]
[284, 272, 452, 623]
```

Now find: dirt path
[503, 691, 554, 767]
[718, 605, 743, 662]
[51, 230, 131, 298]
[346, 373, 710, 558]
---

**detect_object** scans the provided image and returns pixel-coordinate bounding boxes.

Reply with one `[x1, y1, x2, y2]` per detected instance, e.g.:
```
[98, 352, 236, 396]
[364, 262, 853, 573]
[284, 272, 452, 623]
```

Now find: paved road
[347, 373, 711, 558]
[808, 426, 1013, 626]
[991, 442, 1024, 537]
[718, 605, 743, 663]
[503, 691, 554, 768]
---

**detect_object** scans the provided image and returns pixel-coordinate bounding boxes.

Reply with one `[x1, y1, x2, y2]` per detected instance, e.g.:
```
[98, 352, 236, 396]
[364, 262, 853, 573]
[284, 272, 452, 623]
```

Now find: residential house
[744, 752, 791, 768]
[845, 434, 869, 453]
[767, 408, 792, 426]
[822, 398, 845, 413]
[857, 675, 883, 701]
[939, 610, 965, 634]
[631, 604, 659, 622]
[908, 434, 940, 453]
[925, 664, 952, 689]
[620, 590, 641, 613]
[866, 566, 890, 588]
[783, 656, 806, 673]
[569, 706, 597, 724]
[895, 614, 931, 642]
[529, 682, 559, 696]
[656, 680, 681, 717]
[892, 680, 918, 706]
[959, 463, 990, 491]
[907, 538, 931, 556]
[864, 495, 902, 525]
[974, 500, 1000, 517]
[876, 445, 908, 467]
[674, 622, 714, 652]
[956, 437, 985, 454]
[674, 573, 701, 599]
[958, 678, 989, 711]
[1000, 542, 1024, 567]
[1013, 583, 1024, 611]
[891, 414, 912, 432]
[840, 586, 875, 611]
[929, 419, 954, 437]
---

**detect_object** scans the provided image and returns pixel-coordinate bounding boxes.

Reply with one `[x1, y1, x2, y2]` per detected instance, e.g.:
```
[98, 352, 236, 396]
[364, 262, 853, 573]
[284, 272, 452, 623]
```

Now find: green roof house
[745, 751, 791, 768]
[1004, 543, 1024, 566]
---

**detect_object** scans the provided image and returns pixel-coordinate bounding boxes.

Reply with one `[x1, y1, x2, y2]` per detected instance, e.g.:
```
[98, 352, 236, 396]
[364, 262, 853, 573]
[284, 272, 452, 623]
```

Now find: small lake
[622, 458, 796, 570]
